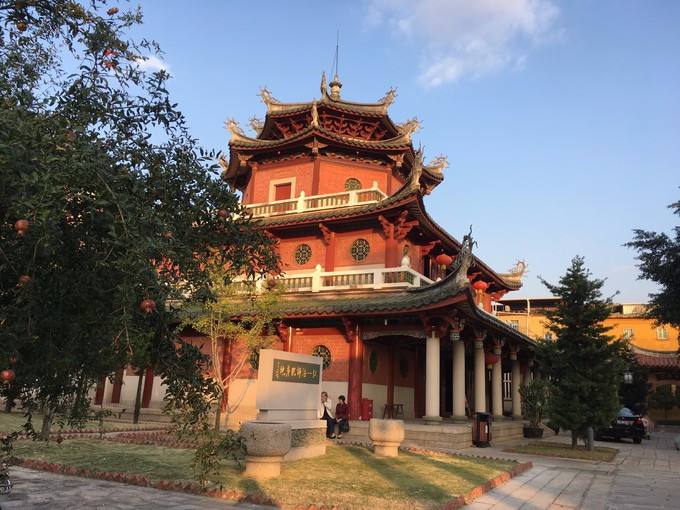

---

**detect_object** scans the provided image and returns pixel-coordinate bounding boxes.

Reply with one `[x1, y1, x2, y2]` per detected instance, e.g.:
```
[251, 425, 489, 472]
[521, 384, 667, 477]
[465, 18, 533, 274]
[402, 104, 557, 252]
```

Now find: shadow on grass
[342, 445, 461, 504]
[409, 450, 512, 489]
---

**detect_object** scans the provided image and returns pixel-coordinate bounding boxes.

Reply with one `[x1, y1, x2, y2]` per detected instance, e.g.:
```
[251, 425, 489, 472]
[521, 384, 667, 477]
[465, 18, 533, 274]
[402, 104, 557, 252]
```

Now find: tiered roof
[222, 74, 446, 194]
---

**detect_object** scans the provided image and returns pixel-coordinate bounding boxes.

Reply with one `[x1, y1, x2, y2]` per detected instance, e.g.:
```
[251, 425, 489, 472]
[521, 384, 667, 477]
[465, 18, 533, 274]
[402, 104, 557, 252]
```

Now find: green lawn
[11, 439, 518, 509]
[505, 441, 618, 462]
[0, 412, 160, 434]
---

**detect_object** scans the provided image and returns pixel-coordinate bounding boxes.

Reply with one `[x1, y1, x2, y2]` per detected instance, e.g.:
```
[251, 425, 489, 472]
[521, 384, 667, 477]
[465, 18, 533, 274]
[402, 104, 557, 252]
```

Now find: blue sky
[132, 0, 679, 302]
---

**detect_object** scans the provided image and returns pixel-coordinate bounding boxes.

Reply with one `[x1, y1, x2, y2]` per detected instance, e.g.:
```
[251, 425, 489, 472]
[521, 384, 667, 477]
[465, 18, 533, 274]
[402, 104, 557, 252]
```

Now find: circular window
[351, 239, 370, 261]
[399, 357, 409, 378]
[294, 243, 312, 265]
[369, 350, 379, 373]
[312, 345, 332, 369]
[344, 178, 362, 191]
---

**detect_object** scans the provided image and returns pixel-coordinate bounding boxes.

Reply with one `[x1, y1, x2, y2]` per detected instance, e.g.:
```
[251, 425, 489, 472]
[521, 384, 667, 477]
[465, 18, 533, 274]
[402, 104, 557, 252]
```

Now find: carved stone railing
[245, 183, 386, 218]
[279, 265, 433, 293]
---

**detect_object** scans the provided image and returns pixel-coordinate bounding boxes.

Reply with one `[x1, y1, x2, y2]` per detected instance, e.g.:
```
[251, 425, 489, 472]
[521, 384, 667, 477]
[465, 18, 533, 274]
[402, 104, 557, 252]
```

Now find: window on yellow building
[623, 328, 634, 339]
[657, 327, 669, 340]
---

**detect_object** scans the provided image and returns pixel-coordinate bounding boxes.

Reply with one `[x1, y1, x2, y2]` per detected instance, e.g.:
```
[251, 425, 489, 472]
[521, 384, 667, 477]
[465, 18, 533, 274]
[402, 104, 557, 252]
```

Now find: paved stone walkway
[0, 467, 271, 510]
[462, 429, 680, 509]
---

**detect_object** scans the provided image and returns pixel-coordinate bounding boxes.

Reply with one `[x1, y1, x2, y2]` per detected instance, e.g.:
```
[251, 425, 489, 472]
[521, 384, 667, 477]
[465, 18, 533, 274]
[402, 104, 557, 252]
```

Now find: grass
[0, 412, 160, 434]
[505, 441, 618, 462]
[10, 439, 518, 509]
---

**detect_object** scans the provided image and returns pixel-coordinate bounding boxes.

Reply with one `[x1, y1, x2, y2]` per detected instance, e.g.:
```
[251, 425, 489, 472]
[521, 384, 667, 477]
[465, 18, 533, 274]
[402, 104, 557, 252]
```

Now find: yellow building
[496, 298, 680, 421]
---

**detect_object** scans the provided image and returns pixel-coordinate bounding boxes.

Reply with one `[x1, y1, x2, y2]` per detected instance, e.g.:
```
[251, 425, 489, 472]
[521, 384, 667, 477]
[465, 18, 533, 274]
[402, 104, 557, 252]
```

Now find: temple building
[94, 75, 538, 431]
[497, 298, 680, 421]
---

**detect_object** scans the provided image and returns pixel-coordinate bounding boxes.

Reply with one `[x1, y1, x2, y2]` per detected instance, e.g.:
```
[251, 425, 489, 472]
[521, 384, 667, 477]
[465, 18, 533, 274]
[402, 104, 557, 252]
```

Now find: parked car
[596, 407, 646, 444]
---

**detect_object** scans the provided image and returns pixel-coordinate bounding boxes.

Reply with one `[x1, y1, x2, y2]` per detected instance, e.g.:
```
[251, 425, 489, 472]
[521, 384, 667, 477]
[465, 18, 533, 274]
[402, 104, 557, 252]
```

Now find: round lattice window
[344, 178, 362, 191]
[369, 350, 379, 373]
[351, 239, 370, 261]
[312, 345, 332, 369]
[294, 244, 312, 265]
[399, 357, 409, 378]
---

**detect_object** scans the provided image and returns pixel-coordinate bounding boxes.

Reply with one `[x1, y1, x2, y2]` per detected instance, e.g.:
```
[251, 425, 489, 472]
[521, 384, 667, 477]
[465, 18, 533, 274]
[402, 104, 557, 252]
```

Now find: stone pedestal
[241, 422, 291, 480]
[369, 418, 405, 457]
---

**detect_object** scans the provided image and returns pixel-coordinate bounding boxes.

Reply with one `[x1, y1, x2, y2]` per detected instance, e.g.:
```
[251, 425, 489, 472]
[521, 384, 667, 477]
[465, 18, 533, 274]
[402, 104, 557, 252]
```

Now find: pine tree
[538, 256, 627, 449]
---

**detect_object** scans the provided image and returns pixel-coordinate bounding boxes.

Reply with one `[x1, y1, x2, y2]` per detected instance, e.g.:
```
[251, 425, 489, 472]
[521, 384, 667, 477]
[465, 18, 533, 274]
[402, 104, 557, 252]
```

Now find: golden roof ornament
[409, 145, 425, 191]
[310, 100, 319, 128]
[499, 259, 528, 285]
[379, 87, 397, 110]
[397, 117, 421, 140]
[224, 118, 246, 141]
[249, 116, 264, 136]
[320, 72, 328, 100]
[427, 155, 448, 174]
[258, 86, 281, 112]
[329, 73, 342, 100]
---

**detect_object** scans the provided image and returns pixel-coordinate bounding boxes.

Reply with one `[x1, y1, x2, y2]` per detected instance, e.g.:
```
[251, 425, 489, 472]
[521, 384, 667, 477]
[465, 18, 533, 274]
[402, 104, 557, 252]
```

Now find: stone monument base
[244, 455, 284, 480]
[282, 420, 326, 461]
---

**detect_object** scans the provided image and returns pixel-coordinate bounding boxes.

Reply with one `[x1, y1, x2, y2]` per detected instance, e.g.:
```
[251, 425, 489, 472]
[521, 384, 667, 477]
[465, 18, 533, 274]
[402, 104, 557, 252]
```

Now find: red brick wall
[335, 228, 386, 268]
[278, 234, 325, 272]
[317, 159, 390, 196]
[290, 328, 350, 382]
[246, 159, 315, 205]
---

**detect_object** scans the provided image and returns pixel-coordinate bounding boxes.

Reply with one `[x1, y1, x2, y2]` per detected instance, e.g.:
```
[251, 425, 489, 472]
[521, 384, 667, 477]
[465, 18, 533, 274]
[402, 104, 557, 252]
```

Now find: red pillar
[385, 238, 399, 267]
[347, 333, 364, 419]
[110, 369, 124, 404]
[325, 232, 336, 272]
[94, 377, 106, 405]
[141, 368, 154, 408]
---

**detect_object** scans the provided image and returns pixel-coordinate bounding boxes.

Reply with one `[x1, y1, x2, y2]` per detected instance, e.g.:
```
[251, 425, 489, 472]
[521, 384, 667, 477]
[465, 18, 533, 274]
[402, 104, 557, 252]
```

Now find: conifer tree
[538, 256, 627, 449]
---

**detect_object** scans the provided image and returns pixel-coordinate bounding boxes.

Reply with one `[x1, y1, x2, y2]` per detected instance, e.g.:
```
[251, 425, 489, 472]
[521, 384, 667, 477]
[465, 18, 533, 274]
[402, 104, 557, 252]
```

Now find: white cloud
[367, 0, 559, 87]
[135, 55, 170, 73]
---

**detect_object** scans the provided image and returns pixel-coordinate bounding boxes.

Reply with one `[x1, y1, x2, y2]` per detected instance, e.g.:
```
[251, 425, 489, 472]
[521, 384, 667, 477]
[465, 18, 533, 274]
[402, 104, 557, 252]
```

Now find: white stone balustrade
[245, 183, 386, 218]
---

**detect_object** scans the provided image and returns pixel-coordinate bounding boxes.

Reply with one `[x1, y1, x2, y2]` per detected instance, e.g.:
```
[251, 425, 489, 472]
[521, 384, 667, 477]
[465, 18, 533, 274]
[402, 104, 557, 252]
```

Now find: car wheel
[633, 438, 642, 444]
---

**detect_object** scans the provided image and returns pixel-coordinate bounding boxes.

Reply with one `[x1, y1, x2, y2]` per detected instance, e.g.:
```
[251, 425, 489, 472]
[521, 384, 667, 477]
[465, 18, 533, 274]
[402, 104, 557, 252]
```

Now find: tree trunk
[40, 406, 54, 440]
[571, 430, 578, 449]
[585, 426, 594, 451]
[213, 402, 221, 431]
[133, 369, 144, 424]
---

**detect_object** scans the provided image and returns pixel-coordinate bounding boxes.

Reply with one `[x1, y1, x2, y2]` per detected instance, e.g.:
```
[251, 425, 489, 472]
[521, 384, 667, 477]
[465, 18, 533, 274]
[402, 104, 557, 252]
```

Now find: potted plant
[519, 379, 551, 438]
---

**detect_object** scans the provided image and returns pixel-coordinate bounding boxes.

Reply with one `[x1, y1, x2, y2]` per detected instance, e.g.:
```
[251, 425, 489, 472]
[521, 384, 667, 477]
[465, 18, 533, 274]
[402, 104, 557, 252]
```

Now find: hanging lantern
[435, 253, 453, 267]
[1, 369, 15, 383]
[15, 219, 29, 236]
[18, 275, 31, 285]
[139, 299, 156, 314]
[485, 352, 499, 368]
[472, 280, 489, 291]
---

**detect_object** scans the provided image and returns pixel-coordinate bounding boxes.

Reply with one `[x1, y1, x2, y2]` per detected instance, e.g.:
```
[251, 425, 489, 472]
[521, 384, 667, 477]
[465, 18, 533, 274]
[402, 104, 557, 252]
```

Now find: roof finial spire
[329, 30, 342, 100]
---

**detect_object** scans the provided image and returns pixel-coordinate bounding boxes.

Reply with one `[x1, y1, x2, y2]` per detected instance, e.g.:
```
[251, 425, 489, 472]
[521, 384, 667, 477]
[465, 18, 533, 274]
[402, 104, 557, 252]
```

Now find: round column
[491, 345, 503, 418]
[511, 351, 522, 419]
[451, 333, 466, 420]
[424, 331, 441, 423]
[474, 339, 486, 413]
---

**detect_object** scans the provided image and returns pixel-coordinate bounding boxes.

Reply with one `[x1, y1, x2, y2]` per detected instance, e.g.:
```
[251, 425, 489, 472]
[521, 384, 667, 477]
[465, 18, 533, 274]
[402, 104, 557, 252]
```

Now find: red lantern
[217, 209, 228, 218]
[485, 352, 499, 366]
[435, 253, 453, 267]
[18, 275, 30, 285]
[1, 369, 15, 383]
[472, 280, 489, 291]
[140, 299, 156, 314]
[15, 219, 29, 236]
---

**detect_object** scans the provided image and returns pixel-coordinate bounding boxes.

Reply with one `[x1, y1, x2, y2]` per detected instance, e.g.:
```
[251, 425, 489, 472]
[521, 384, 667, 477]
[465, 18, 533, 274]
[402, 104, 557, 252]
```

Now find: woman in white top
[318, 391, 336, 438]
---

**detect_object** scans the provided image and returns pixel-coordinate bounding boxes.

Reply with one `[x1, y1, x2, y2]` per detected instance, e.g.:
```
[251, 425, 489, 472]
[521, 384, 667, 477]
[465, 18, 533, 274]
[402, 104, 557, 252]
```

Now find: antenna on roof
[329, 30, 342, 100]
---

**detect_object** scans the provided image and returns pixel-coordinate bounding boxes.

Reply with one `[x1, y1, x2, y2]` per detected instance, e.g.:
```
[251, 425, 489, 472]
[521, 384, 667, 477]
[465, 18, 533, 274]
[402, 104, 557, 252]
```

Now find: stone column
[491, 344, 503, 418]
[424, 330, 441, 423]
[474, 338, 486, 413]
[451, 331, 466, 420]
[511, 349, 522, 419]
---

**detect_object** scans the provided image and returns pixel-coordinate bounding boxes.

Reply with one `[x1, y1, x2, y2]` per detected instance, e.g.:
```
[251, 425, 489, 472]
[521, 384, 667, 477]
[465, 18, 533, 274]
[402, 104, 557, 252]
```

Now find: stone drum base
[244, 455, 285, 480]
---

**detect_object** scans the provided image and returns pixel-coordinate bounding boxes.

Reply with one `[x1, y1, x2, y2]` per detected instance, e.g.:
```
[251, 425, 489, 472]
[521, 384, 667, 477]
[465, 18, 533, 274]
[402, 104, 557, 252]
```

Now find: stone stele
[250, 349, 326, 461]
